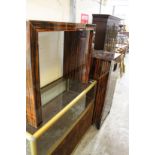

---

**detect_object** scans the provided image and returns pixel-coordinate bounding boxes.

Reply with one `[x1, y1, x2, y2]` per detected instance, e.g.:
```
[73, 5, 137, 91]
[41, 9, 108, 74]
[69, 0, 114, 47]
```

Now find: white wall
[27, 0, 128, 28]
[76, 0, 100, 23]
[26, 0, 70, 22]
[114, 5, 129, 26]
[106, 0, 129, 26]
[38, 32, 64, 87]
[27, 0, 70, 87]
[101, 5, 113, 14]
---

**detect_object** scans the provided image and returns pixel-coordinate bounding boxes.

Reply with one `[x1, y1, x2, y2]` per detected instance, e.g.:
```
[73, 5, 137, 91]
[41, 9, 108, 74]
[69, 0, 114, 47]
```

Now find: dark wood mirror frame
[26, 20, 96, 128]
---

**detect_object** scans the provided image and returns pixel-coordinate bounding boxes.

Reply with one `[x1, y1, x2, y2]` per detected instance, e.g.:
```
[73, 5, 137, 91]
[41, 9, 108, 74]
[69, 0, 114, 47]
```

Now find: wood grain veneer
[26, 20, 95, 128]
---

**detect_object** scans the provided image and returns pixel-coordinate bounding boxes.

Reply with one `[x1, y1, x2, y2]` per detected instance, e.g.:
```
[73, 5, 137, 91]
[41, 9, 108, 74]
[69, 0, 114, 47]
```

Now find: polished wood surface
[92, 14, 121, 51]
[28, 20, 95, 32]
[26, 21, 42, 128]
[26, 20, 95, 128]
[90, 51, 121, 129]
[92, 72, 109, 128]
[93, 50, 121, 61]
[90, 57, 110, 128]
[63, 30, 93, 83]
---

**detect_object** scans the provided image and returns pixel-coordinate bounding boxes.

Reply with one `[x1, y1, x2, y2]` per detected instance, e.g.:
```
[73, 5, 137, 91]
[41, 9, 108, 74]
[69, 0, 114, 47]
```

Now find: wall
[101, 5, 113, 14]
[75, 0, 100, 23]
[27, 0, 128, 29]
[38, 32, 64, 87]
[26, 0, 70, 21]
[105, 0, 129, 27]
[114, 5, 129, 27]
[27, 0, 70, 87]
[75, 0, 128, 24]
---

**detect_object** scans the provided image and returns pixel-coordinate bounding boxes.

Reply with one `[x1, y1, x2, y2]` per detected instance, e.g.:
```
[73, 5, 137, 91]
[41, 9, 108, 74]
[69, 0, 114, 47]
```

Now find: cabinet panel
[90, 51, 121, 129]
[92, 14, 121, 51]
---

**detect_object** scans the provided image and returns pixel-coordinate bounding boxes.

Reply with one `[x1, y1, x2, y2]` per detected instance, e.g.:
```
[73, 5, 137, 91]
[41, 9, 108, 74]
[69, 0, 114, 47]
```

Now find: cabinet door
[94, 72, 109, 129]
[104, 19, 119, 52]
[92, 19, 107, 50]
[101, 60, 119, 124]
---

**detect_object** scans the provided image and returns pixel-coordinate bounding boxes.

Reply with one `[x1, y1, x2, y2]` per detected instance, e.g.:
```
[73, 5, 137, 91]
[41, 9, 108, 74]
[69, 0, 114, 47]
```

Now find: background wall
[26, 0, 113, 23]
[26, 0, 128, 86]
[75, 0, 100, 23]
[26, 0, 70, 21]
[26, 0, 128, 24]
[105, 0, 129, 27]
[39, 32, 64, 87]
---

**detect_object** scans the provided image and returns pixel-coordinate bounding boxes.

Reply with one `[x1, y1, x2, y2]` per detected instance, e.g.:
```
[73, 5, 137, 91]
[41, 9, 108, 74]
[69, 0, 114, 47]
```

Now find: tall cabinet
[91, 14, 121, 129]
[90, 51, 121, 129]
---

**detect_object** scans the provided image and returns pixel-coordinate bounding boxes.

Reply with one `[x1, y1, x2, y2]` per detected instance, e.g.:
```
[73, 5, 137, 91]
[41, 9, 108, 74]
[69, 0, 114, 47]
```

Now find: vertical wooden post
[26, 21, 42, 128]
[63, 30, 93, 83]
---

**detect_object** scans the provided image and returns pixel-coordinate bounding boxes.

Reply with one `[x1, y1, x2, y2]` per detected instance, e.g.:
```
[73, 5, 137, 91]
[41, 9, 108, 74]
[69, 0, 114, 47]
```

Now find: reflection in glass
[37, 94, 89, 155]
[38, 32, 64, 87]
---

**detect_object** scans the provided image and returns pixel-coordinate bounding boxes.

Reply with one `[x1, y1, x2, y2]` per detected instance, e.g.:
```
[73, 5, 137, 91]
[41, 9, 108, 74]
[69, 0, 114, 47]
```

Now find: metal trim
[33, 80, 97, 139]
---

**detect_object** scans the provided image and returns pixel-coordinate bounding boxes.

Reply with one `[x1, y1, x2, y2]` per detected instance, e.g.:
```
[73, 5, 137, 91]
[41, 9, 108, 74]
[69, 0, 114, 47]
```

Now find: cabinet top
[92, 14, 121, 21]
[27, 20, 96, 32]
[92, 50, 121, 61]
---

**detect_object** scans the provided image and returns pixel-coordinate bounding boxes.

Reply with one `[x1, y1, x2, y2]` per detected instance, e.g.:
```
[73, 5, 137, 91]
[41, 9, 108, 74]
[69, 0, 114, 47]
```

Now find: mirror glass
[38, 32, 64, 88]
[38, 32, 65, 106]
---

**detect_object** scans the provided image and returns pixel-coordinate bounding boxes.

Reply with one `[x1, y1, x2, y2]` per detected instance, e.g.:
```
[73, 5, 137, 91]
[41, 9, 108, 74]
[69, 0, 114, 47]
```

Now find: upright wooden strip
[26, 21, 42, 128]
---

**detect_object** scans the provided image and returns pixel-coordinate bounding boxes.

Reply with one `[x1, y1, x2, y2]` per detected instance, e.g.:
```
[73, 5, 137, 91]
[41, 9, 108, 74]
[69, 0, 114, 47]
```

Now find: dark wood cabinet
[26, 20, 95, 128]
[90, 50, 121, 129]
[26, 20, 97, 155]
[92, 14, 121, 51]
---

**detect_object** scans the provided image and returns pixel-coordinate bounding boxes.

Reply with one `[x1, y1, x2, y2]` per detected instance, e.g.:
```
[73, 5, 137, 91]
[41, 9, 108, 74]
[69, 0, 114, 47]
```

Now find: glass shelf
[39, 97, 93, 155]
[26, 79, 96, 155]
[27, 78, 95, 133]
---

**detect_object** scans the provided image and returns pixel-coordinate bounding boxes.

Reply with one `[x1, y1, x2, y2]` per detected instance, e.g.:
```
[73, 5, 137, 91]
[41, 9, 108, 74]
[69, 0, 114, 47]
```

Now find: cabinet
[92, 14, 121, 51]
[26, 20, 96, 155]
[90, 50, 121, 129]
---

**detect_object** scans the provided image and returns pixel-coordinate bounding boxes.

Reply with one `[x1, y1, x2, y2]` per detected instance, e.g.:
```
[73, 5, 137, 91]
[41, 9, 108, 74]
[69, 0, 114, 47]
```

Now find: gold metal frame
[48, 101, 94, 155]
[26, 132, 37, 155]
[26, 80, 97, 155]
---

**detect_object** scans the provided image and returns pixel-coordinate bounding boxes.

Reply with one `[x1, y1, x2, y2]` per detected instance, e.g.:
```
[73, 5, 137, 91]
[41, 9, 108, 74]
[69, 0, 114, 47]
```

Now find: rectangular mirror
[39, 32, 64, 88]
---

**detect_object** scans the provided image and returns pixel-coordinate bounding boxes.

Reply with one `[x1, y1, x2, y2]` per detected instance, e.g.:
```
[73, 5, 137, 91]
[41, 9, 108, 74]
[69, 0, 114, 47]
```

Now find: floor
[72, 55, 129, 155]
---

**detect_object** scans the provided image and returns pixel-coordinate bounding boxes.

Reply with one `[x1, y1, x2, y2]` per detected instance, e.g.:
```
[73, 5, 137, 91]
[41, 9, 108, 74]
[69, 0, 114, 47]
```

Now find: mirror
[39, 31, 64, 88]
[39, 32, 66, 106]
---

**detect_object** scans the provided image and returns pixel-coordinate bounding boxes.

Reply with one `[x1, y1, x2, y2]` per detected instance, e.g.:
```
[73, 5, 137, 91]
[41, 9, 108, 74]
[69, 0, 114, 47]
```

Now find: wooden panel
[86, 30, 94, 82]
[29, 20, 95, 32]
[93, 73, 109, 129]
[90, 51, 121, 129]
[26, 21, 42, 128]
[90, 57, 111, 80]
[93, 19, 107, 50]
[63, 30, 93, 83]
[90, 53, 111, 129]
[92, 14, 121, 51]
[51, 103, 94, 155]
[26, 20, 95, 128]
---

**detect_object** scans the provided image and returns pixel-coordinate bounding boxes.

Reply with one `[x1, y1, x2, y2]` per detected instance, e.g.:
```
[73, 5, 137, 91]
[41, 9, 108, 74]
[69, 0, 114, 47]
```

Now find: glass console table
[26, 79, 96, 155]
